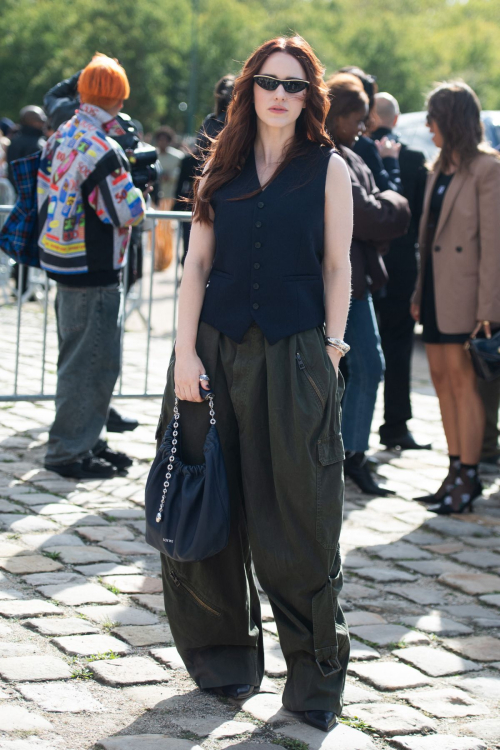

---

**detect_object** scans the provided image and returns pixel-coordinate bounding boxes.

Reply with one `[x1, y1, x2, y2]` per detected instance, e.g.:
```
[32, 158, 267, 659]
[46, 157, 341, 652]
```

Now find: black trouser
[157, 322, 349, 713]
[375, 294, 415, 441]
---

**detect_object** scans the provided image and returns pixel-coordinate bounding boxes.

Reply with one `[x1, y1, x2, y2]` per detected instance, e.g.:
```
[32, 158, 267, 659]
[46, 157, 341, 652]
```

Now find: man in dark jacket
[43, 71, 81, 131]
[370, 92, 430, 450]
[7, 106, 46, 186]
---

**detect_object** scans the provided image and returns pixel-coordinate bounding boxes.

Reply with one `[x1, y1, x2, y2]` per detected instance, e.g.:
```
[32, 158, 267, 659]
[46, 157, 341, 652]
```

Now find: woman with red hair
[157, 37, 352, 732]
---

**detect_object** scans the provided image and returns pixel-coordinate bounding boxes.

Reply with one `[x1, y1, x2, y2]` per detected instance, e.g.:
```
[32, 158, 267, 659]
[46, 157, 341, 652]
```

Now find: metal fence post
[0, 207, 191, 402]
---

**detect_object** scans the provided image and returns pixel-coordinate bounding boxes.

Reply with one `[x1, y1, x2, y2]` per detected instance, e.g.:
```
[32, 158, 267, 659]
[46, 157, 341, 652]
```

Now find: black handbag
[145, 391, 231, 561]
[466, 331, 500, 381]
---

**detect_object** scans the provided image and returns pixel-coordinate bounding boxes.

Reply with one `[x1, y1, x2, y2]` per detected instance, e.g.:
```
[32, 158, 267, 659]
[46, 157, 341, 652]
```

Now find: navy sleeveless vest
[200, 142, 334, 345]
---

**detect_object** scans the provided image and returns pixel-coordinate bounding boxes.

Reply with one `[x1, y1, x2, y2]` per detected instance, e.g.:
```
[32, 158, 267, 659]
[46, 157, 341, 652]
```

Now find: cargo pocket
[311, 553, 344, 676]
[316, 434, 345, 549]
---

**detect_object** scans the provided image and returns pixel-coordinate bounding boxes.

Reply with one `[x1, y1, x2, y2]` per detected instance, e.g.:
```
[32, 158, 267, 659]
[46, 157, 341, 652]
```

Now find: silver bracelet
[325, 337, 350, 356]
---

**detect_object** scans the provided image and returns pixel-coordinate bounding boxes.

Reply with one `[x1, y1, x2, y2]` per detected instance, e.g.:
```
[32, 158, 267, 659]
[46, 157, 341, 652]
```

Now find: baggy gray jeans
[157, 322, 350, 713]
[45, 283, 122, 466]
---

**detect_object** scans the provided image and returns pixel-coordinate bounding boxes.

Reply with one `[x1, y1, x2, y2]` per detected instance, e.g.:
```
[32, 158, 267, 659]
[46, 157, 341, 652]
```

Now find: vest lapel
[434, 168, 467, 242]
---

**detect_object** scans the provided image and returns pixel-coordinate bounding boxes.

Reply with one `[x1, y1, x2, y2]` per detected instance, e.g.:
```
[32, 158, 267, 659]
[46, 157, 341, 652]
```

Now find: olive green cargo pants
[157, 322, 349, 713]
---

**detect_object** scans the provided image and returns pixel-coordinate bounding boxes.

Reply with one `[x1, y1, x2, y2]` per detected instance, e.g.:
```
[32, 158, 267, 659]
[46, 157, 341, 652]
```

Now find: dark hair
[338, 66, 377, 110]
[426, 81, 498, 171]
[214, 75, 235, 116]
[19, 105, 46, 129]
[326, 73, 369, 136]
[193, 35, 334, 224]
[155, 125, 175, 143]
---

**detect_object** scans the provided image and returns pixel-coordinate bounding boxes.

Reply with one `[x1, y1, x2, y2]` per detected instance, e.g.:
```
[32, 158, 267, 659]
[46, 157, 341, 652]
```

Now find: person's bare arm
[174, 200, 216, 402]
[323, 153, 353, 373]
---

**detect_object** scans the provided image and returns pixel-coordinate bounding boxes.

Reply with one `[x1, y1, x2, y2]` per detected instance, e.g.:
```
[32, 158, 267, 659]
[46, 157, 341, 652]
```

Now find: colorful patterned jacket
[37, 103, 146, 276]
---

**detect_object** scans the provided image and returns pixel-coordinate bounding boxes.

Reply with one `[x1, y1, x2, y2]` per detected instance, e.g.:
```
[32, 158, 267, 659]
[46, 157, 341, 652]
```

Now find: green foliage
[273, 738, 308, 750]
[105, 584, 121, 595]
[338, 715, 376, 732]
[99, 619, 119, 633]
[71, 665, 93, 679]
[43, 550, 61, 560]
[1, 0, 500, 132]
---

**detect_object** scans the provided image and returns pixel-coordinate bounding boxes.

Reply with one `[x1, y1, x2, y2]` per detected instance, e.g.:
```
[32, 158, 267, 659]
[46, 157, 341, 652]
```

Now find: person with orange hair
[38, 53, 146, 480]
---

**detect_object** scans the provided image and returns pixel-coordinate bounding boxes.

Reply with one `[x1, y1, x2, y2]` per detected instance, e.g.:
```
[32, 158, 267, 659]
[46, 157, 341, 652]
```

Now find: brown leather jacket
[342, 146, 411, 299]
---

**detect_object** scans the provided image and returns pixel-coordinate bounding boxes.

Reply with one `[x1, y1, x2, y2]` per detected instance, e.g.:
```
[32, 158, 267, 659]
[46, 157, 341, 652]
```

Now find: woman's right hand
[410, 303, 420, 322]
[174, 350, 210, 402]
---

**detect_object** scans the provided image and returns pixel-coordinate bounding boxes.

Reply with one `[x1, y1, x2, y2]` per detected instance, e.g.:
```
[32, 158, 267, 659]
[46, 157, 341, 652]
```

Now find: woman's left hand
[471, 320, 492, 339]
[326, 346, 342, 375]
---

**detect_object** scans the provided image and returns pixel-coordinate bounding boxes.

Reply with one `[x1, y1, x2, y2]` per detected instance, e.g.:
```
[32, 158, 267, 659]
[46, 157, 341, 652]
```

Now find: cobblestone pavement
[0, 282, 499, 748]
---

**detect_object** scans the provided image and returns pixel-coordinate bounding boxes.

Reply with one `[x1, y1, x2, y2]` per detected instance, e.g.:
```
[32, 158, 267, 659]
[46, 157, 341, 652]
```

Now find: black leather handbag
[145, 391, 230, 561]
[466, 331, 500, 381]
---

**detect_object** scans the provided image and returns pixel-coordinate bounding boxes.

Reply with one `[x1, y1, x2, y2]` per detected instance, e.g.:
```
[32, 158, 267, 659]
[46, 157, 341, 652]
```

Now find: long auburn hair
[193, 35, 334, 224]
[427, 81, 500, 172]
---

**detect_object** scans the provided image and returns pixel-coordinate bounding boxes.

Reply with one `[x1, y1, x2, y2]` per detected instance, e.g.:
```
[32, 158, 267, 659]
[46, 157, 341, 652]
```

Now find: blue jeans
[341, 293, 385, 453]
[45, 284, 122, 466]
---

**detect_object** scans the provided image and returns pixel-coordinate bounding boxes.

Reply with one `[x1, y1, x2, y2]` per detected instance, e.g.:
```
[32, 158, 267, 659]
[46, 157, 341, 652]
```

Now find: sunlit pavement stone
[97, 739, 202, 750]
[277, 721, 377, 749]
[17, 681, 104, 712]
[0, 703, 53, 731]
[394, 645, 482, 677]
[89, 656, 167, 685]
[390, 737, 487, 750]
[401, 687, 489, 717]
[52, 633, 130, 656]
[0, 655, 73, 681]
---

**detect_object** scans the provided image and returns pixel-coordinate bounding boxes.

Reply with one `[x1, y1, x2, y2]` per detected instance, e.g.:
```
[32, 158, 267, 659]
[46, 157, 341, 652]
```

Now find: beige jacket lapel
[433, 168, 468, 242]
[419, 168, 440, 248]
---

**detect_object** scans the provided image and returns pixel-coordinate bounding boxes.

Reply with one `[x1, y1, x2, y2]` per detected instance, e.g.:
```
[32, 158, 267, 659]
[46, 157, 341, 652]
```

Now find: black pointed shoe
[303, 710, 337, 732]
[93, 439, 133, 470]
[212, 684, 254, 700]
[344, 452, 395, 496]
[45, 455, 117, 480]
[381, 432, 432, 451]
[106, 407, 139, 433]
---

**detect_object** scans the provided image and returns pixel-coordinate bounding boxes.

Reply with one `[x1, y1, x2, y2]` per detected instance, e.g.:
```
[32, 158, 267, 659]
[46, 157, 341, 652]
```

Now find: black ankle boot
[212, 684, 254, 700]
[344, 452, 395, 496]
[303, 710, 337, 732]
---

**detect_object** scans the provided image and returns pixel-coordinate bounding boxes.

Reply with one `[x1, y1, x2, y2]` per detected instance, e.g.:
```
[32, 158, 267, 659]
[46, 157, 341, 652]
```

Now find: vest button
[253, 283, 259, 290]
[253, 302, 260, 310]
[253, 263, 260, 269]
[255, 242, 261, 248]
[257, 201, 264, 208]
[255, 221, 262, 228]
[434, 245, 441, 252]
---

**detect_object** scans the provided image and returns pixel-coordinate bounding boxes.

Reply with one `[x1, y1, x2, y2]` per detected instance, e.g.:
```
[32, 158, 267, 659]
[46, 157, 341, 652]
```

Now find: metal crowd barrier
[0, 206, 192, 402]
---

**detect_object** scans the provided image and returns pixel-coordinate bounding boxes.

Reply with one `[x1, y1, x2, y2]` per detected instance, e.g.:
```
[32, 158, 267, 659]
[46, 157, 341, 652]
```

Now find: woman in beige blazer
[411, 81, 500, 514]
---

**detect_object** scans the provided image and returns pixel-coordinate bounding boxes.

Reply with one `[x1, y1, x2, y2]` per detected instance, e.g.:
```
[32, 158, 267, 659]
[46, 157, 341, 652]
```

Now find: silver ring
[199, 374, 210, 381]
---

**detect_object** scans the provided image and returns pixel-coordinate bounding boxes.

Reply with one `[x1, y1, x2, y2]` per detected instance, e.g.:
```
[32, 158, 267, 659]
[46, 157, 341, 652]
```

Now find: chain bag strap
[156, 394, 216, 523]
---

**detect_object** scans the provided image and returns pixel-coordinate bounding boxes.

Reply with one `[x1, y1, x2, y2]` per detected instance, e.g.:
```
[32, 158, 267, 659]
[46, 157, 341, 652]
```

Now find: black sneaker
[106, 407, 139, 433]
[93, 439, 133, 470]
[45, 455, 117, 479]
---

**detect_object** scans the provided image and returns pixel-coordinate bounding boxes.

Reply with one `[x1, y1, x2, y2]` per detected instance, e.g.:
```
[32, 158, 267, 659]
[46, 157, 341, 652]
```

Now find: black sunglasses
[253, 75, 310, 94]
